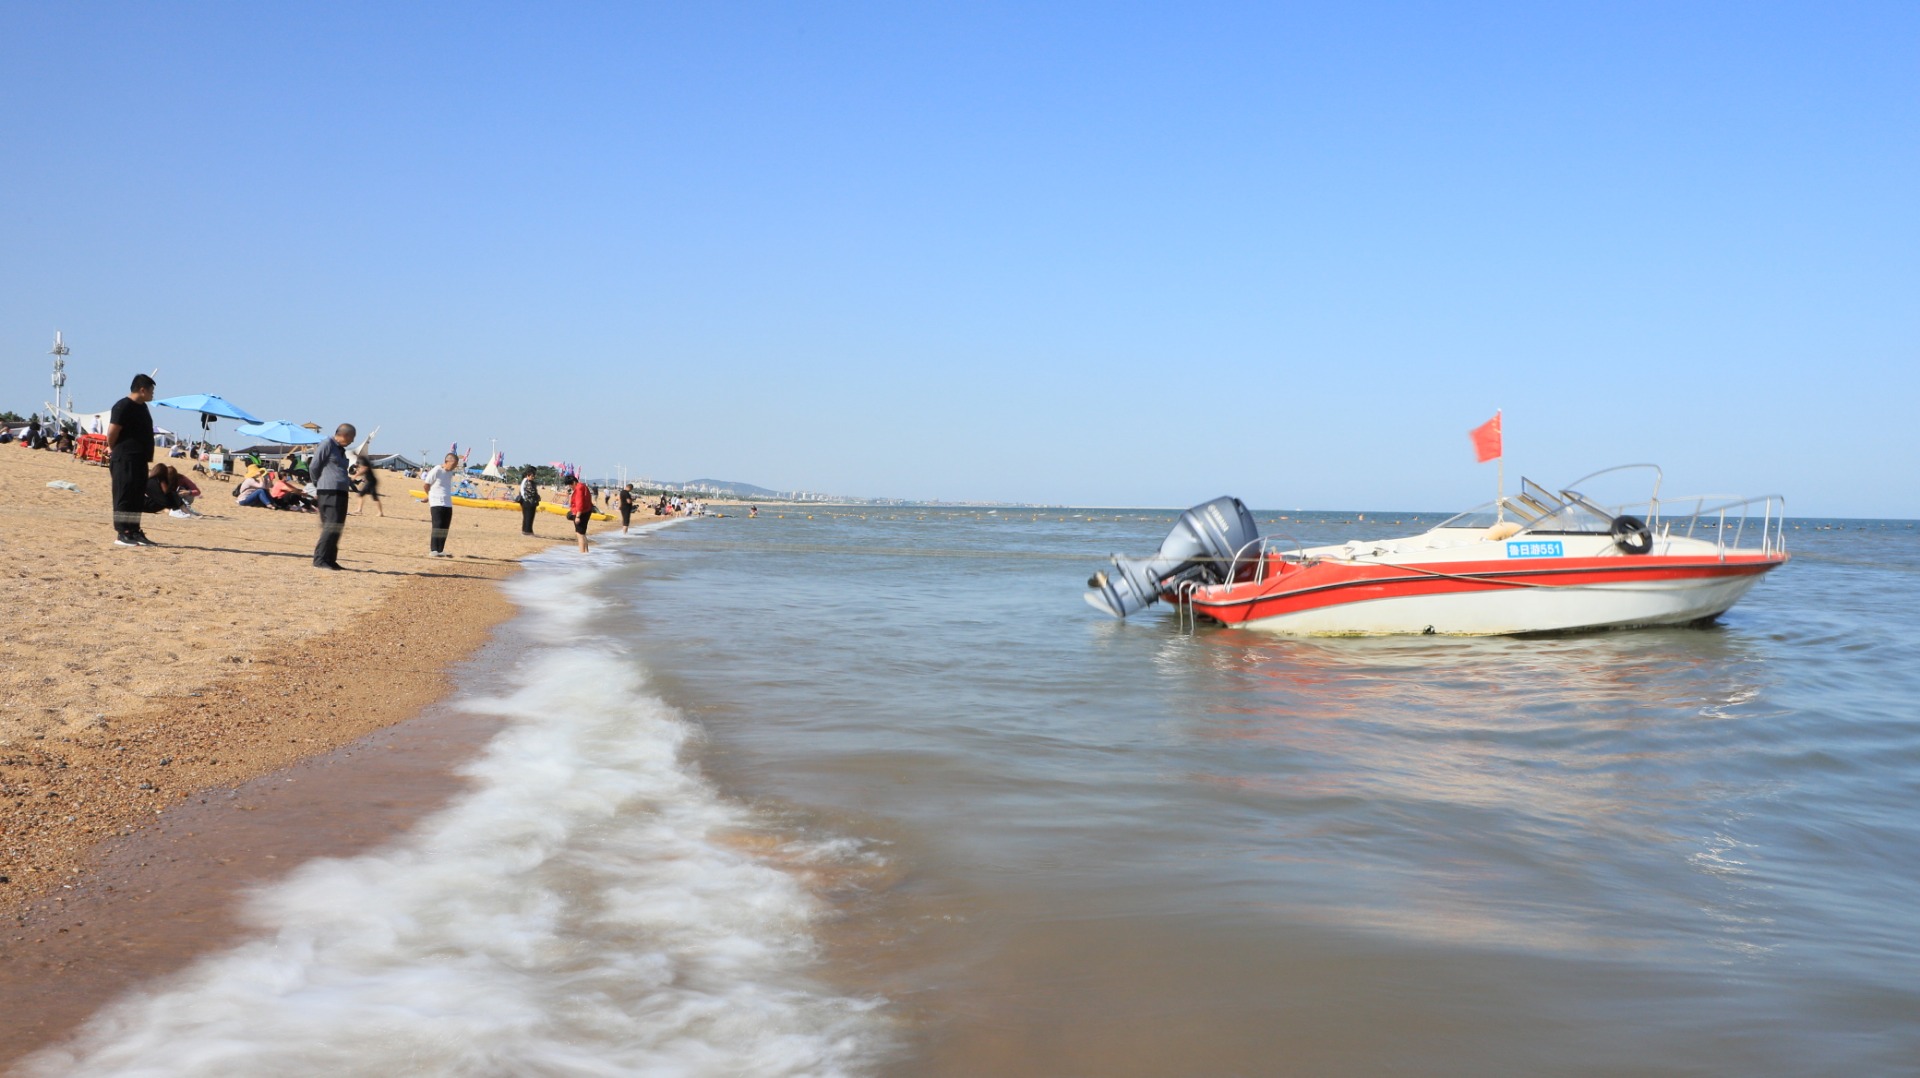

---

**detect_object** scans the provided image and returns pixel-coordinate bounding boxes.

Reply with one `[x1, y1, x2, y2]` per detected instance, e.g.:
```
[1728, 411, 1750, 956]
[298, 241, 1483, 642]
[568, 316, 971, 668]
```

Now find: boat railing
[1562, 463, 1664, 505]
[1211, 490, 1787, 587]
[1222, 533, 1318, 586]
[1655, 493, 1789, 558]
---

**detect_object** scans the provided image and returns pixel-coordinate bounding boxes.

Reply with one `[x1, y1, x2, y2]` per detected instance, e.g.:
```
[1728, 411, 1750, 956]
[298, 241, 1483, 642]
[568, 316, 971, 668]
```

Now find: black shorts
[574, 512, 590, 535]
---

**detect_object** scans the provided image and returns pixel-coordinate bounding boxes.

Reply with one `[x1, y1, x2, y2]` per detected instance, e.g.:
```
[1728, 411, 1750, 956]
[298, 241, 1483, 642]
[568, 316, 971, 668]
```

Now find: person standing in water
[617, 483, 637, 533]
[421, 452, 458, 557]
[566, 474, 592, 553]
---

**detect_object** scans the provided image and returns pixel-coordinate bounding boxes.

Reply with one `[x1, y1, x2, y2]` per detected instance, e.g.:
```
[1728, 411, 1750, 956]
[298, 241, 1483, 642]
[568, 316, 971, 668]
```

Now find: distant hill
[674, 478, 786, 498]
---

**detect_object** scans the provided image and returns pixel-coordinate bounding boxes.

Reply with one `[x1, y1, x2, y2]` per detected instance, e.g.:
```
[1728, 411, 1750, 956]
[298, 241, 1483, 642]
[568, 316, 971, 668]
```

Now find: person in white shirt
[422, 453, 459, 557]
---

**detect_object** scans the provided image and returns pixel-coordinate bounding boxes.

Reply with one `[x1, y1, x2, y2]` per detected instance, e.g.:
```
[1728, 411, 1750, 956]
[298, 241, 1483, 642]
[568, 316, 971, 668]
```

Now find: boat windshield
[1429, 477, 1573, 531]
[1520, 498, 1619, 534]
[1431, 467, 1660, 535]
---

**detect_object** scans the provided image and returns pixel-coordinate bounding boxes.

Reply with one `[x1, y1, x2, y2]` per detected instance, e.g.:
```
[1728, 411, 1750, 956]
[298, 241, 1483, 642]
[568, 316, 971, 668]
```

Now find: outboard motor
[1084, 496, 1260, 618]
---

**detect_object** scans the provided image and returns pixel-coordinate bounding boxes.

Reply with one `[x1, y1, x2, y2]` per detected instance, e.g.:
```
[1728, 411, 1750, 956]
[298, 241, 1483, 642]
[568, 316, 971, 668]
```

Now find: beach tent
[236, 420, 321, 445]
[66, 408, 113, 435]
[370, 453, 420, 472]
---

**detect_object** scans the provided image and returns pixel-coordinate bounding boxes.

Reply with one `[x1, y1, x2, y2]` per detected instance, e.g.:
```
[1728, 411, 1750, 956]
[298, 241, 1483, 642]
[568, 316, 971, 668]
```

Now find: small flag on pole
[1470, 411, 1502, 463]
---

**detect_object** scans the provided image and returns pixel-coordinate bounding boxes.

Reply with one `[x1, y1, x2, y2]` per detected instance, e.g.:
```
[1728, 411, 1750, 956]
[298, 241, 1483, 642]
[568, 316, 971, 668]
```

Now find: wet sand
[0, 446, 623, 1064]
[0, 683, 511, 1063]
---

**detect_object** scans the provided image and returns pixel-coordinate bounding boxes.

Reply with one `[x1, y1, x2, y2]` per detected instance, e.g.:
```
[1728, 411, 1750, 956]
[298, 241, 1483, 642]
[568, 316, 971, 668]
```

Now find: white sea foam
[23, 529, 889, 1077]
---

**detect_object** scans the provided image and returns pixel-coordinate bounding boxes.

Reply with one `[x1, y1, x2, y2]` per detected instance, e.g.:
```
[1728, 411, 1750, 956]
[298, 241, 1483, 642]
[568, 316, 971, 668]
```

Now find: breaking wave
[23, 532, 889, 1077]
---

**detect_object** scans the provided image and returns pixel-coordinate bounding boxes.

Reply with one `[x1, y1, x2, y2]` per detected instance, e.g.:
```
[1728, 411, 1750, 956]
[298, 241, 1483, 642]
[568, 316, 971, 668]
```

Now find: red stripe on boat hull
[1182, 554, 1788, 631]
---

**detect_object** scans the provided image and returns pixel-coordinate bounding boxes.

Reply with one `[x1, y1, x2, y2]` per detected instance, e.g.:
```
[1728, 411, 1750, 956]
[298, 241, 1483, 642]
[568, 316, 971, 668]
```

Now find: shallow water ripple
[635, 511, 1920, 1076]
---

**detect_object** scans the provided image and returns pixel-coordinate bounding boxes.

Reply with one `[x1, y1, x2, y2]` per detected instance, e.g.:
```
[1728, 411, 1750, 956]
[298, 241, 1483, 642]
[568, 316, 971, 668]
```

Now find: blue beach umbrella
[153, 393, 264, 429]
[236, 420, 322, 445]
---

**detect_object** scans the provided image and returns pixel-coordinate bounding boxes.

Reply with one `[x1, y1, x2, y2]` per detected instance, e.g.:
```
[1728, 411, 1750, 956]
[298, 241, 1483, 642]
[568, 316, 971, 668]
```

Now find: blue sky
[3, 2, 1915, 514]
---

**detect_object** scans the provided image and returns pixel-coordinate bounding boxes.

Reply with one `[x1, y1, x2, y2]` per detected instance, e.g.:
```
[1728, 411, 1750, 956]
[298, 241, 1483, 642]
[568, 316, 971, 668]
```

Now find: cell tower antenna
[49, 331, 70, 423]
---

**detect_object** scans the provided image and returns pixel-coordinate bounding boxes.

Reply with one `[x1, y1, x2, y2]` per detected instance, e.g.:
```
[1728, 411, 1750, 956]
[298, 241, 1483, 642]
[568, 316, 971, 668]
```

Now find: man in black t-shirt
[107, 374, 158, 546]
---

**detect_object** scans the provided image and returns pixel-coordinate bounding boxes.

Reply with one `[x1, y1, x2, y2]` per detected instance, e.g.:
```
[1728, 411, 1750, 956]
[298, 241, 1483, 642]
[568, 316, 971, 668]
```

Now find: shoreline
[0, 631, 521, 1065]
[0, 447, 653, 1062]
[3, 447, 561, 908]
[0, 562, 532, 1066]
[1, 559, 522, 913]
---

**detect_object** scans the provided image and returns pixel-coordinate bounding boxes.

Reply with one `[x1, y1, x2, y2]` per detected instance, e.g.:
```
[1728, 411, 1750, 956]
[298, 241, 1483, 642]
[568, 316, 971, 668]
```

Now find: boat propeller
[1084, 496, 1260, 618]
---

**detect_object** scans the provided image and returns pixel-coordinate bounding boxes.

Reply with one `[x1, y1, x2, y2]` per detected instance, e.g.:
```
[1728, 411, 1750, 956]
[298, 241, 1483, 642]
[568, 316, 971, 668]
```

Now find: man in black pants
[518, 466, 540, 536]
[106, 374, 157, 547]
[309, 423, 356, 569]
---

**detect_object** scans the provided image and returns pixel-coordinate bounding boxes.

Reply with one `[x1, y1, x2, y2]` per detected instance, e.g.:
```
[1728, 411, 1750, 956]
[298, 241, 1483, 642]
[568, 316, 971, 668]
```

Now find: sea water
[24, 510, 1920, 1076]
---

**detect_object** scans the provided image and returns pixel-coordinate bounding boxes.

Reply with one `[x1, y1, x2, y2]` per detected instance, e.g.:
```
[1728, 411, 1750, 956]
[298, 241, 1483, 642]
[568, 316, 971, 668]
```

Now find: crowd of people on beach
[0, 412, 77, 453]
[33, 371, 677, 565]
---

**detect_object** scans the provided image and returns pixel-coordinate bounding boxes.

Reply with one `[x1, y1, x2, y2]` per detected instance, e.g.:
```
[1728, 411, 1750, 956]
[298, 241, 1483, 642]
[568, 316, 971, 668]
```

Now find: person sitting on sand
[168, 466, 201, 514]
[234, 472, 271, 508]
[268, 470, 314, 511]
[144, 464, 203, 517]
[143, 463, 176, 514]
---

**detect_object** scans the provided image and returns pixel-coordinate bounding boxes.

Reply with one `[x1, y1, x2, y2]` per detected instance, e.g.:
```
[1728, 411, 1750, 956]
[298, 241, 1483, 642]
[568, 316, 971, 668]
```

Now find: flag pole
[1494, 409, 1504, 523]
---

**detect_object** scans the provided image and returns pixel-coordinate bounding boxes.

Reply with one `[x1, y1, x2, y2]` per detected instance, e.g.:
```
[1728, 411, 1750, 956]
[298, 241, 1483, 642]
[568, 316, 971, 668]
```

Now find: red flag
[1470, 412, 1502, 462]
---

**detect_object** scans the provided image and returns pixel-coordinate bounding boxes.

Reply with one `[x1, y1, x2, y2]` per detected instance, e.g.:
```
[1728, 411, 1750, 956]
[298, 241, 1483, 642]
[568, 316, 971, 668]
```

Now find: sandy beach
[2, 444, 669, 1061]
[1, 445, 623, 920]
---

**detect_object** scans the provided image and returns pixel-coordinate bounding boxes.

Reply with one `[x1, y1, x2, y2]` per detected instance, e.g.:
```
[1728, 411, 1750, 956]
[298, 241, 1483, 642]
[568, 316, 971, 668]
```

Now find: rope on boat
[1317, 557, 1559, 589]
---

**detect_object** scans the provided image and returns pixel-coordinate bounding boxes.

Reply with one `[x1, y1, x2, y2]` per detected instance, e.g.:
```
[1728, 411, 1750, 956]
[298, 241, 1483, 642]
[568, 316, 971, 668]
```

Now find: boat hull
[1185, 555, 1785, 637]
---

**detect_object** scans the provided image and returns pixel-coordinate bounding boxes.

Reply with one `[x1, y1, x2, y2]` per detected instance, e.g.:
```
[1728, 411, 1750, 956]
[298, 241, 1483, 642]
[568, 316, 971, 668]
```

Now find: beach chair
[75, 433, 111, 465]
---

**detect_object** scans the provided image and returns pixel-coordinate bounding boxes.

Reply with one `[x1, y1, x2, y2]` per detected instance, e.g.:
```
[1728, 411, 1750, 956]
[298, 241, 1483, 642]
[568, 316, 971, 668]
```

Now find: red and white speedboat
[1085, 466, 1787, 636]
